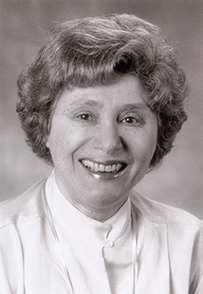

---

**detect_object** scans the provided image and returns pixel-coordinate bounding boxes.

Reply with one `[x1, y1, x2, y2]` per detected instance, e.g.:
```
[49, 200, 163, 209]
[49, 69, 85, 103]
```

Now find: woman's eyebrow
[67, 99, 148, 112]
[120, 103, 148, 111]
[69, 98, 102, 108]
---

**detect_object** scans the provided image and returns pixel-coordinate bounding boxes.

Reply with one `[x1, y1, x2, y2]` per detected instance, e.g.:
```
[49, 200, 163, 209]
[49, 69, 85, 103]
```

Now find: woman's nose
[93, 123, 123, 155]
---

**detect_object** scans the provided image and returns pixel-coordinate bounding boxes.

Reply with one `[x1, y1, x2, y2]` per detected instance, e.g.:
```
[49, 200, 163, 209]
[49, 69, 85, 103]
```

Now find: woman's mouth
[80, 159, 127, 180]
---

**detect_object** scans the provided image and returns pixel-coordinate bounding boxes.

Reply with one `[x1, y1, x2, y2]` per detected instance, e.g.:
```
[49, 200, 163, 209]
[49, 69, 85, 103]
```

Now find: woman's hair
[17, 14, 188, 167]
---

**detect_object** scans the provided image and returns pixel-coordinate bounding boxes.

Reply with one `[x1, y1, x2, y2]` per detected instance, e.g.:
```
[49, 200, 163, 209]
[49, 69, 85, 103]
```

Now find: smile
[80, 159, 127, 180]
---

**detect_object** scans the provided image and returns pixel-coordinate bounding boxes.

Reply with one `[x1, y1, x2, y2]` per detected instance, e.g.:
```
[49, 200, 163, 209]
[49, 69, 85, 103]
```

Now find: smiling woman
[0, 14, 202, 294]
[46, 75, 157, 221]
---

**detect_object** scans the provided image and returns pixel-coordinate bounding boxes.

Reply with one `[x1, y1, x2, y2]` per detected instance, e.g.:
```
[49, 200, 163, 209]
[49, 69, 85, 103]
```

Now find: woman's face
[46, 75, 157, 221]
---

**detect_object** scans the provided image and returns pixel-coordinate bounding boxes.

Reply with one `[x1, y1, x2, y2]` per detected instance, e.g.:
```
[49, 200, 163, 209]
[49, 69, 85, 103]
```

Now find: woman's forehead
[57, 75, 149, 109]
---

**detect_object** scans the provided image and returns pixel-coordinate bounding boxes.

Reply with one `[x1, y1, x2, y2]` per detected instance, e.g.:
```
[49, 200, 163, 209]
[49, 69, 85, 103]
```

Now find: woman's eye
[76, 113, 94, 121]
[122, 117, 136, 124]
[121, 116, 141, 125]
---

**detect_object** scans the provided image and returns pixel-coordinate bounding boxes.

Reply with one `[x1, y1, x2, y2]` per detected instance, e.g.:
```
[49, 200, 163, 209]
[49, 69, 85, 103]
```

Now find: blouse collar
[45, 170, 132, 248]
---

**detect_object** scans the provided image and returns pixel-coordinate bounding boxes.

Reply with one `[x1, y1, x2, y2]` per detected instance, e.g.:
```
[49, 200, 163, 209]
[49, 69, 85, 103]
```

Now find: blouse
[0, 171, 203, 294]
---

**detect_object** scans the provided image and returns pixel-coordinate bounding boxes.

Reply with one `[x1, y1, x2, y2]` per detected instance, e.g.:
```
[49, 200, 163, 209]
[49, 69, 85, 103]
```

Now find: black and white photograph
[0, 1, 203, 293]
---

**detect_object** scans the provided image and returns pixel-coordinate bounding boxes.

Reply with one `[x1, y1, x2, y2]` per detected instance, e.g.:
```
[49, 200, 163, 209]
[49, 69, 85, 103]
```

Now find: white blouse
[45, 171, 134, 294]
[0, 171, 203, 294]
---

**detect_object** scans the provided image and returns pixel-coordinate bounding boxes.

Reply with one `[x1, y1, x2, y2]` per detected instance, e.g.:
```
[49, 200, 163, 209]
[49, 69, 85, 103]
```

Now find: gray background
[1, 0, 203, 218]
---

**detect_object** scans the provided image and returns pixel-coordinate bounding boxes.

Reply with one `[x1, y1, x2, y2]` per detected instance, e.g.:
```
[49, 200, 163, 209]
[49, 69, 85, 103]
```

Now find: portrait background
[1, 0, 202, 218]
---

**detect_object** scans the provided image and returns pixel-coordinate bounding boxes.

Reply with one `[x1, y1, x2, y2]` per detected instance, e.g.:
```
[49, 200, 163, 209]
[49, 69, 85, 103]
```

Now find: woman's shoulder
[131, 190, 203, 228]
[0, 180, 46, 229]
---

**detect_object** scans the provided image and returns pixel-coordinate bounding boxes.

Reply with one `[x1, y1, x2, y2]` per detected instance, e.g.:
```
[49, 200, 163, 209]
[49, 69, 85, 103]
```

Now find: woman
[0, 14, 202, 294]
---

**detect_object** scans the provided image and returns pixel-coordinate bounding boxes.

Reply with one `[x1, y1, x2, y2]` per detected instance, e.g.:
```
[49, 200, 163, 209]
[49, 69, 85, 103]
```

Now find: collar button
[104, 240, 114, 248]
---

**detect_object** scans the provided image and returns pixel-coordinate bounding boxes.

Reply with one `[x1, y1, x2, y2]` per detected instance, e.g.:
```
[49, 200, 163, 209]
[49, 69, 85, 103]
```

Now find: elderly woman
[0, 14, 202, 294]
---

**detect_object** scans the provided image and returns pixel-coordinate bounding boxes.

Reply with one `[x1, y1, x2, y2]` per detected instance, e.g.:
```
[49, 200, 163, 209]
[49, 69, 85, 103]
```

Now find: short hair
[17, 13, 188, 167]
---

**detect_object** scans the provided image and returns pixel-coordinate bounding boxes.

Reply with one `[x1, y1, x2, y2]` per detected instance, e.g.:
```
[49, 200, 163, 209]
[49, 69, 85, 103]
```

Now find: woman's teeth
[81, 159, 123, 173]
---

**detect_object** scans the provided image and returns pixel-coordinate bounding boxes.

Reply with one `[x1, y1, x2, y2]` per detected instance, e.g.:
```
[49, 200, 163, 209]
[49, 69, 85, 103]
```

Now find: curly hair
[17, 14, 188, 167]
